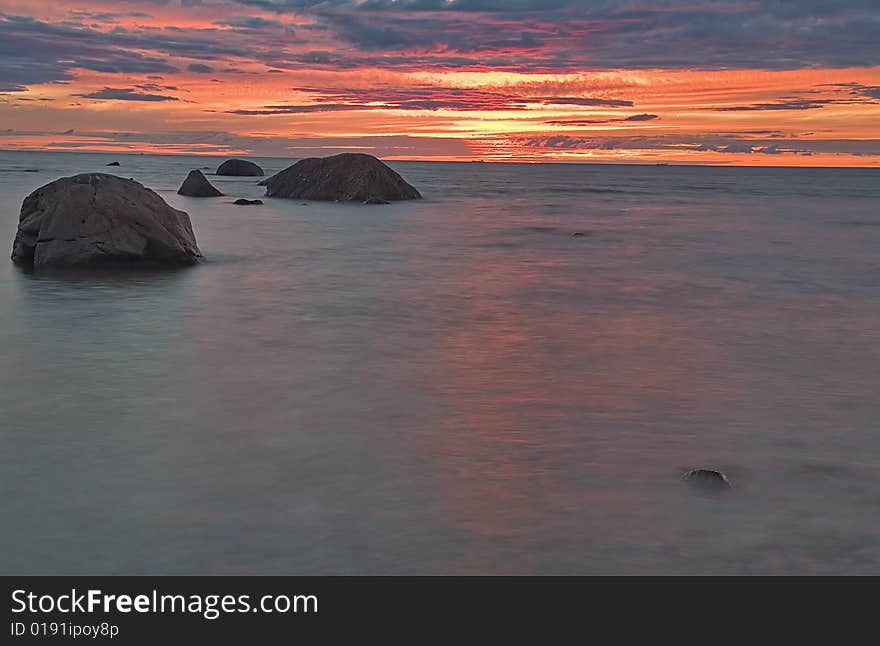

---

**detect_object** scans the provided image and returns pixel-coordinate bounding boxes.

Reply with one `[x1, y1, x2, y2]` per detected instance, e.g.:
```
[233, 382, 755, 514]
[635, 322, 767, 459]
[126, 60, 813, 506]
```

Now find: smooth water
[1, 151, 878, 574]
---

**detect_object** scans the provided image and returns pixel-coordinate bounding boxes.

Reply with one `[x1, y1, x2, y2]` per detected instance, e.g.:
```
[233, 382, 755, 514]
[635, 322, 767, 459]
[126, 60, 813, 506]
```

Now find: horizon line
[2, 148, 878, 171]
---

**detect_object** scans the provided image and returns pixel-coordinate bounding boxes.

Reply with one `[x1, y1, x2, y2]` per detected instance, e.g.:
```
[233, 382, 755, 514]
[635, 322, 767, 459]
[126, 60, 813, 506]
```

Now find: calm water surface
[1, 151, 879, 574]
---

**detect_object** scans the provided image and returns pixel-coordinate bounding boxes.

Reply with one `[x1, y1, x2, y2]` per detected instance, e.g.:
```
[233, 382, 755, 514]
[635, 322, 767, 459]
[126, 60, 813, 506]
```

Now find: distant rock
[11, 173, 201, 268]
[233, 198, 263, 205]
[570, 231, 591, 237]
[106, 161, 120, 166]
[216, 158, 264, 176]
[682, 468, 732, 491]
[177, 170, 223, 197]
[261, 153, 421, 202]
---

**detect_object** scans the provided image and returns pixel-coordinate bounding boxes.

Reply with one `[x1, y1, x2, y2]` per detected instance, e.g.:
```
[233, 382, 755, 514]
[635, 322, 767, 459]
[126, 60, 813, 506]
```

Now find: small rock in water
[570, 231, 591, 237]
[363, 197, 390, 205]
[682, 468, 731, 490]
[233, 198, 263, 206]
[217, 158, 264, 177]
[106, 162, 120, 166]
[177, 169, 223, 197]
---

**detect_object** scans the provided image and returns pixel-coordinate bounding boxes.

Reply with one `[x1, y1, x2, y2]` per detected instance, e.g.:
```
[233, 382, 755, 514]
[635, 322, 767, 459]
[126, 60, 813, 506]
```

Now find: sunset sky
[1, 0, 878, 165]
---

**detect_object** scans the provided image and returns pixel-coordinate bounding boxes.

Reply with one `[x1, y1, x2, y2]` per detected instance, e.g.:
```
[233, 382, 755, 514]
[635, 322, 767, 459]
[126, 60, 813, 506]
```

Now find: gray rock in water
[106, 161, 120, 166]
[682, 468, 732, 490]
[262, 153, 421, 202]
[178, 170, 223, 197]
[233, 198, 263, 205]
[216, 159, 264, 176]
[11, 173, 201, 268]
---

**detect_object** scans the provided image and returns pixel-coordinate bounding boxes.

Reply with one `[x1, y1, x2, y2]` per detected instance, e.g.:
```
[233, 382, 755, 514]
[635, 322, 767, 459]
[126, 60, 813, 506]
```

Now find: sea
[1, 150, 878, 574]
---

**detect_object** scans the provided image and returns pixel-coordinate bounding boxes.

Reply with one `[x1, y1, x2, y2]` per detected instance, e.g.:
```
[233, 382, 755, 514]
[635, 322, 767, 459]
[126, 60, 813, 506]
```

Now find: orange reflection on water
[401, 213, 747, 571]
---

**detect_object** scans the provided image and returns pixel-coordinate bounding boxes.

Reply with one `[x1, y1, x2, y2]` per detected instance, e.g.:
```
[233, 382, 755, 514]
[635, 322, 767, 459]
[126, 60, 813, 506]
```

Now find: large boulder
[11, 173, 202, 268]
[216, 158, 264, 176]
[261, 153, 421, 202]
[178, 169, 223, 197]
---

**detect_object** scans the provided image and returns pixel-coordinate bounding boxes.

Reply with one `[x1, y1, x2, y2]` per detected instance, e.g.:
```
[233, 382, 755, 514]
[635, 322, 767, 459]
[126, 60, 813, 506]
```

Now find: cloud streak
[227, 86, 635, 114]
[74, 87, 180, 101]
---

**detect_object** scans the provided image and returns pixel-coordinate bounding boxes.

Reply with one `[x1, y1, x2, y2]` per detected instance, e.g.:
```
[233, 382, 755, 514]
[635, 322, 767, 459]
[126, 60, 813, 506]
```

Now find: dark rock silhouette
[177, 170, 223, 197]
[261, 153, 421, 202]
[106, 162, 120, 166]
[11, 173, 201, 268]
[216, 159, 264, 176]
[682, 468, 732, 491]
[233, 198, 263, 205]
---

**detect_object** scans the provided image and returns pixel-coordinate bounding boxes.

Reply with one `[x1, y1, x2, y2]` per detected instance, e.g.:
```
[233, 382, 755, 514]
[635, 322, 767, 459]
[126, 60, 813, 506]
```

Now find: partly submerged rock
[363, 197, 391, 205]
[682, 468, 732, 491]
[261, 153, 421, 202]
[233, 198, 263, 205]
[216, 158, 264, 176]
[106, 161, 120, 166]
[178, 170, 223, 197]
[11, 173, 201, 268]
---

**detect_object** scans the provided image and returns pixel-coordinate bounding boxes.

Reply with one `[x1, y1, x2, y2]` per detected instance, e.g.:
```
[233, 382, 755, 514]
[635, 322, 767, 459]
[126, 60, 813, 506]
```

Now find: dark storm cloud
[74, 87, 179, 101]
[547, 113, 659, 125]
[229, 0, 880, 70]
[539, 97, 633, 107]
[229, 103, 375, 114]
[0, 13, 261, 92]
[715, 84, 880, 111]
[66, 11, 152, 21]
[515, 133, 880, 157]
[214, 16, 285, 29]
[4, 2, 880, 92]
[227, 86, 635, 114]
[715, 100, 834, 112]
[822, 82, 880, 100]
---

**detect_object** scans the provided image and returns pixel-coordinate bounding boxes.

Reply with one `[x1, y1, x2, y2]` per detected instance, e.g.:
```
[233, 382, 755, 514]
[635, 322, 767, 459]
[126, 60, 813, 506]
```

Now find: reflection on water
[0, 152, 879, 573]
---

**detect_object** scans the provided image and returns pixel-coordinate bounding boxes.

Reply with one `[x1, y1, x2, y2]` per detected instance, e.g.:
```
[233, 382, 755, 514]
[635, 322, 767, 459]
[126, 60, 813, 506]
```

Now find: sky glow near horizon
[1, 0, 878, 165]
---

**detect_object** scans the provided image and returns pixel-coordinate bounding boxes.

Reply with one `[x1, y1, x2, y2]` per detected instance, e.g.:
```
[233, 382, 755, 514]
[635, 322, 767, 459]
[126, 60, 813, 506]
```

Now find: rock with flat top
[11, 173, 201, 268]
[178, 170, 223, 197]
[233, 198, 263, 205]
[216, 159, 264, 176]
[261, 153, 421, 202]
